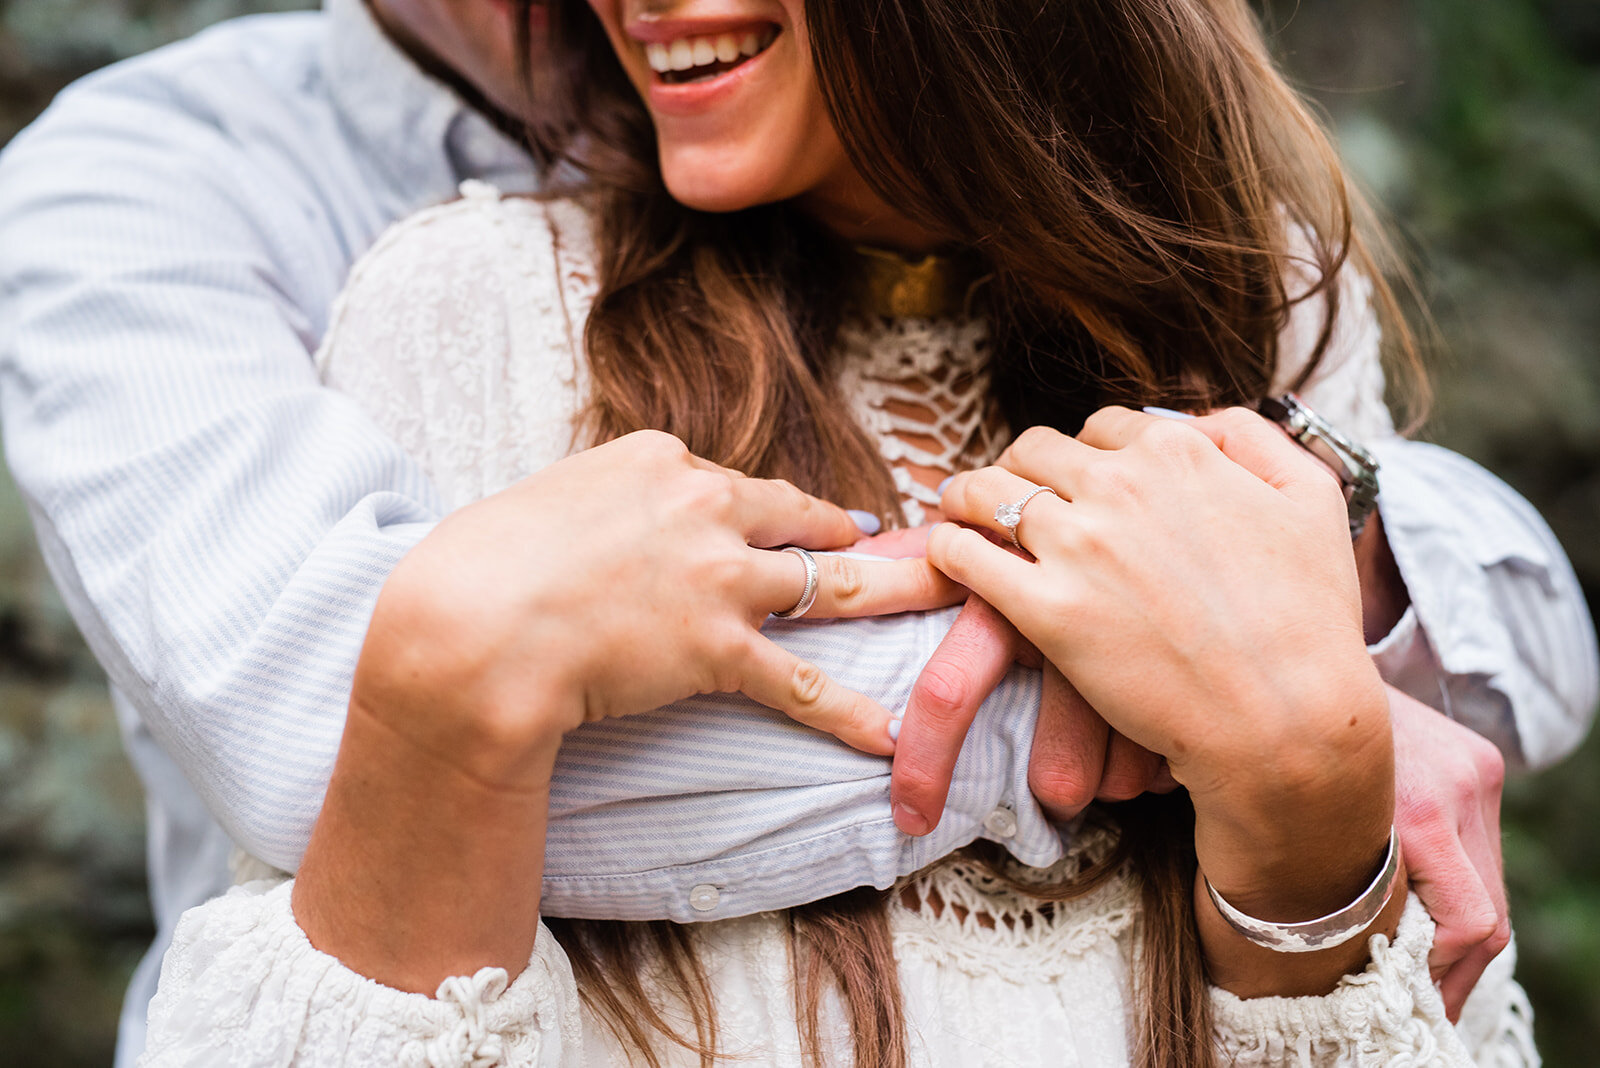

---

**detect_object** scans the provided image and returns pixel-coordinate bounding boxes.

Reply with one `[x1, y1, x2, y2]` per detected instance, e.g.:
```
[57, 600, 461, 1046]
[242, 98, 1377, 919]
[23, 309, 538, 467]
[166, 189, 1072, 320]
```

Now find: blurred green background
[0, 0, 1596, 1064]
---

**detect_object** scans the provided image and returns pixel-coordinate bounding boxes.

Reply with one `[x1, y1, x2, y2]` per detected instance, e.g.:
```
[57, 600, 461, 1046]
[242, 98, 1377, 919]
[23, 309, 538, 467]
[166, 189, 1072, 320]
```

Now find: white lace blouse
[140, 185, 1536, 1067]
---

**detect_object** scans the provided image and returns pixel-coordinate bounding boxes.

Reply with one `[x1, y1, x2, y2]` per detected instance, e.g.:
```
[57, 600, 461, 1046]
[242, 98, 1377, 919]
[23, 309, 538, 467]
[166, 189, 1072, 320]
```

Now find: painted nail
[937, 476, 954, 495]
[893, 802, 929, 836]
[887, 718, 902, 741]
[846, 509, 882, 536]
[1142, 406, 1196, 420]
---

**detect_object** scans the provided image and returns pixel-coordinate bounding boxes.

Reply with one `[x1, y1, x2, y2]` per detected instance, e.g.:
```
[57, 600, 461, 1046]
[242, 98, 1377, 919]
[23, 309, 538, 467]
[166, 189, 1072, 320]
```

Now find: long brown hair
[515, 0, 1421, 1063]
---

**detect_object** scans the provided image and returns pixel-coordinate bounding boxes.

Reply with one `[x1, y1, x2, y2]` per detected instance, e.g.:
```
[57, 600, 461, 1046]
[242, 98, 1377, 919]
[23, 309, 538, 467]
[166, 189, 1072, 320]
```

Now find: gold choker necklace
[850, 245, 984, 319]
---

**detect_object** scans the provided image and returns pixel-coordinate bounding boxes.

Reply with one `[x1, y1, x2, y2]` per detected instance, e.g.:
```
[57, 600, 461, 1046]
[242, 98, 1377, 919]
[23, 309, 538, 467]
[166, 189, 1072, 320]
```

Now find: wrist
[1354, 513, 1410, 643]
[355, 556, 582, 790]
[1189, 680, 1394, 922]
[298, 684, 559, 993]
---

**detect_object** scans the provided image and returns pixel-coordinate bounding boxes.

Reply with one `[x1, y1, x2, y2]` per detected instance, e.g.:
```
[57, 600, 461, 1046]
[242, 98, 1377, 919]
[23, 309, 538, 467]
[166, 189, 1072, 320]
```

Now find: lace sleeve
[1210, 895, 1538, 1067]
[314, 182, 595, 510]
[138, 879, 584, 1068]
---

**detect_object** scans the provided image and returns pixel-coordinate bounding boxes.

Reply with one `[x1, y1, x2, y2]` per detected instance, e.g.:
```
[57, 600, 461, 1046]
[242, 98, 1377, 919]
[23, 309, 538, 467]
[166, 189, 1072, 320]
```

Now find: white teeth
[649, 29, 776, 77]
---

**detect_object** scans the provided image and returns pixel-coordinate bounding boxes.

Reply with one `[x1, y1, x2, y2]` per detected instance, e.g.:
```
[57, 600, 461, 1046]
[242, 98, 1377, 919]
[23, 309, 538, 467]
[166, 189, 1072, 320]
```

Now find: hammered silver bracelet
[1202, 826, 1401, 953]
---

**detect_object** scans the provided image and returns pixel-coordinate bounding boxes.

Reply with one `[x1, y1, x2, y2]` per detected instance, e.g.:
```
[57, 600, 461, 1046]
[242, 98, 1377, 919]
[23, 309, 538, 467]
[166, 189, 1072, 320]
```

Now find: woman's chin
[660, 164, 788, 215]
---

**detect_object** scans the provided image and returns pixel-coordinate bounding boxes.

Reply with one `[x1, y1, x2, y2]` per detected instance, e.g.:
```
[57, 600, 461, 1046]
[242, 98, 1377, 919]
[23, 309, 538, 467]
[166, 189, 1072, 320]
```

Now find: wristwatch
[1257, 393, 1381, 539]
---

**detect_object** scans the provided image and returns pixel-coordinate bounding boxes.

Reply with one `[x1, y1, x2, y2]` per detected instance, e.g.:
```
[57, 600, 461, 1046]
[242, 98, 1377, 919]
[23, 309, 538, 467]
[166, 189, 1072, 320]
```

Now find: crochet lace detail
[1209, 895, 1533, 1067]
[891, 828, 1138, 982]
[319, 185, 1005, 524]
[836, 316, 1009, 525]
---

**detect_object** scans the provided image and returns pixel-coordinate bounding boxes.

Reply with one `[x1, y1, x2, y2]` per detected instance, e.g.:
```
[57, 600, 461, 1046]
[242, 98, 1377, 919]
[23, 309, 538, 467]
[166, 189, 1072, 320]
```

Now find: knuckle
[1038, 579, 1081, 621]
[631, 428, 687, 459]
[789, 659, 830, 709]
[769, 477, 808, 509]
[910, 662, 971, 723]
[1029, 764, 1097, 811]
[1138, 417, 1207, 462]
[1082, 458, 1141, 501]
[932, 525, 976, 577]
[1397, 789, 1451, 834]
[828, 556, 868, 609]
[1458, 912, 1500, 948]
[956, 467, 1004, 515]
[1471, 736, 1507, 792]
[895, 761, 949, 803]
[685, 470, 737, 513]
[1056, 512, 1102, 558]
[701, 552, 747, 595]
[1215, 405, 1263, 434]
[1486, 919, 1512, 958]
[1012, 425, 1061, 464]
[1080, 406, 1125, 439]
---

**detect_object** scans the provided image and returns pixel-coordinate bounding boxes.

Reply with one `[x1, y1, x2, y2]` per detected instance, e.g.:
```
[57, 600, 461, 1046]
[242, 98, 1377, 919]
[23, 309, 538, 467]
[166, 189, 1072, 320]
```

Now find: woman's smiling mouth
[645, 26, 779, 84]
[627, 14, 782, 88]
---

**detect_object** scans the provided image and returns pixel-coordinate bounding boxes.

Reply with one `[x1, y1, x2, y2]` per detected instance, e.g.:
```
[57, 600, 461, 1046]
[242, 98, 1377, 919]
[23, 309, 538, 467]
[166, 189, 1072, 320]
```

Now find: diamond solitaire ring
[993, 486, 1058, 550]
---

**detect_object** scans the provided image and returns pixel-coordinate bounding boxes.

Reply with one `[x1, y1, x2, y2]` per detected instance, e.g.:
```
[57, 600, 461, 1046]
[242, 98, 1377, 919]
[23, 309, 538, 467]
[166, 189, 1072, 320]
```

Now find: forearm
[1188, 681, 1401, 998]
[293, 695, 562, 993]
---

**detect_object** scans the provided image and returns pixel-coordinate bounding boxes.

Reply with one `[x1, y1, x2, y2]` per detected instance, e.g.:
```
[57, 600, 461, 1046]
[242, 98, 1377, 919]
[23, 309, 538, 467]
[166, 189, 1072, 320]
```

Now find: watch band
[1257, 393, 1381, 538]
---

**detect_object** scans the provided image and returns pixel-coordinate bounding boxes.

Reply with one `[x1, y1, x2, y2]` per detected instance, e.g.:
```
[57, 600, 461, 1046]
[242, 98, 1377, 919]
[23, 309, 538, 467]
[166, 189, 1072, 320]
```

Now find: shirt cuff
[1366, 438, 1598, 766]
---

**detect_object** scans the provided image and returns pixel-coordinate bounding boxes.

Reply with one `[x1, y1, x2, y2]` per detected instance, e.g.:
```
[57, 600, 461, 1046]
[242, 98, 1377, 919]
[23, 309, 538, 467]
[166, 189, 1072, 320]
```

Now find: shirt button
[689, 884, 721, 912]
[983, 806, 1018, 839]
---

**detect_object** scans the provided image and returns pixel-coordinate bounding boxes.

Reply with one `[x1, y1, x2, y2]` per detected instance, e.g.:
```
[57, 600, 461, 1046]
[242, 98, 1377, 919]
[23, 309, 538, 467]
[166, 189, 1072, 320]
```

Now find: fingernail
[846, 509, 882, 536]
[893, 802, 928, 836]
[936, 476, 954, 495]
[1142, 406, 1196, 420]
[887, 718, 902, 741]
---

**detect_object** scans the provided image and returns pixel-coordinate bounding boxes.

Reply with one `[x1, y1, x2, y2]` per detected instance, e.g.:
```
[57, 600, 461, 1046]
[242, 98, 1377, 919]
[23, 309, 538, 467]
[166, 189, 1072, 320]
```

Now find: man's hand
[1028, 664, 1177, 822]
[853, 524, 1174, 835]
[1390, 685, 1511, 1021]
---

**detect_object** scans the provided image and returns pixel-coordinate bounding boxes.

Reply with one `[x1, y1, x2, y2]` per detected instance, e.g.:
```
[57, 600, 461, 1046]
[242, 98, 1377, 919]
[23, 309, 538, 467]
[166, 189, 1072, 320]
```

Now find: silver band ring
[773, 546, 820, 619]
[994, 486, 1058, 550]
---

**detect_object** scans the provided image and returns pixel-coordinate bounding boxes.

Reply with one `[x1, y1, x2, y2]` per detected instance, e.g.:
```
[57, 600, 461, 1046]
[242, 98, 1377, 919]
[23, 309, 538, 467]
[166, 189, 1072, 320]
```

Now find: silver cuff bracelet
[1203, 826, 1401, 953]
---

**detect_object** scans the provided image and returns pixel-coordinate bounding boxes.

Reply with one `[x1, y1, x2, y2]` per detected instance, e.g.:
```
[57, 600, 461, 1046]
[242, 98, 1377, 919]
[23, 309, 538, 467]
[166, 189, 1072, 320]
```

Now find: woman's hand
[929, 406, 1398, 992]
[293, 431, 960, 993]
[852, 524, 1179, 834]
[358, 430, 960, 785]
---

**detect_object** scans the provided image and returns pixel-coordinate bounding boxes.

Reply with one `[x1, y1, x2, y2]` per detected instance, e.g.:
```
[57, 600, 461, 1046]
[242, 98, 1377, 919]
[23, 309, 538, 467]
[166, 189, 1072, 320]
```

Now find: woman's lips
[634, 22, 781, 116]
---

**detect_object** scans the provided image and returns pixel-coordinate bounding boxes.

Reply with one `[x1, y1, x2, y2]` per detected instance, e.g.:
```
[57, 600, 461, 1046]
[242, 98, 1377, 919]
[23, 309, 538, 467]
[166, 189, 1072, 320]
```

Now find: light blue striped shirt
[1, 1, 1594, 1061]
